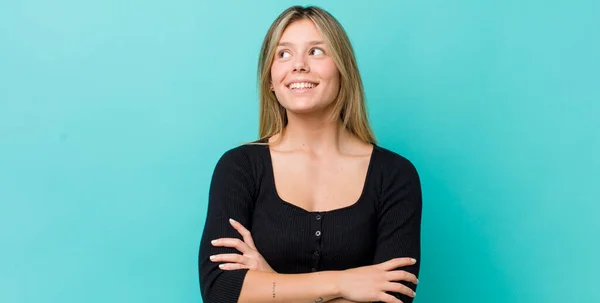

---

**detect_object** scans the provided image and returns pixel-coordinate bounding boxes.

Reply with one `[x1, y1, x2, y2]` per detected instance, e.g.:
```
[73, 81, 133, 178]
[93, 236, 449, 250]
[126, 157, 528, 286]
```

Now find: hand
[210, 218, 276, 273]
[337, 258, 418, 303]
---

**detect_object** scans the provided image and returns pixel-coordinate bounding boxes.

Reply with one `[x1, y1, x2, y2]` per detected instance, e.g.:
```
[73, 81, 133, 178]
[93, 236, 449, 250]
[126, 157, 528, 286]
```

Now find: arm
[212, 217, 380, 303]
[198, 148, 257, 302]
[372, 156, 422, 303]
[239, 271, 341, 303]
[238, 263, 414, 303]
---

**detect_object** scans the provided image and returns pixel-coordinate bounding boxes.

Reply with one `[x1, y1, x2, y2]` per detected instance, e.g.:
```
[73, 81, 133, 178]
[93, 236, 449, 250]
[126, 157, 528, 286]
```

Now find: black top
[198, 141, 422, 303]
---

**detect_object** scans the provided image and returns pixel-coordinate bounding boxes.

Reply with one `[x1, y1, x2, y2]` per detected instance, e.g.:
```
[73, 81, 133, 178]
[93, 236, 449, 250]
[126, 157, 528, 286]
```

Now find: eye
[278, 50, 291, 58]
[310, 48, 325, 56]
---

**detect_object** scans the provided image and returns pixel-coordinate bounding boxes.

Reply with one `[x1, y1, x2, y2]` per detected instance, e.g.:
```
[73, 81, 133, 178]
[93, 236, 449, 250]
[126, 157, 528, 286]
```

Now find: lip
[287, 86, 316, 95]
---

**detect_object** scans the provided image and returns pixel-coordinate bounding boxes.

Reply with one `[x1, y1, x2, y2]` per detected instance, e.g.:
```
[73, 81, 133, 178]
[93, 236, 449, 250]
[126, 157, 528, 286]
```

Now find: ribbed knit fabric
[198, 140, 422, 303]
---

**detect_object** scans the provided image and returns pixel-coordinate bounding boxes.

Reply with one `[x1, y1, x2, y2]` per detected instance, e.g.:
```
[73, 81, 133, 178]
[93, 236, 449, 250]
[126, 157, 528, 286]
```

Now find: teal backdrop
[1, 0, 598, 302]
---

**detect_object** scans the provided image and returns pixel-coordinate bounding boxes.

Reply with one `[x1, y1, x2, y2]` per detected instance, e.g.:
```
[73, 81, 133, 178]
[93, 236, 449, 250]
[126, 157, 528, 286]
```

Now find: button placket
[310, 212, 324, 271]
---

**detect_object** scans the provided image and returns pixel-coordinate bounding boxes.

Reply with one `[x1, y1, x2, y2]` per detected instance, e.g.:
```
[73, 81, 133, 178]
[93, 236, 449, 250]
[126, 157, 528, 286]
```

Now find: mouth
[286, 81, 319, 93]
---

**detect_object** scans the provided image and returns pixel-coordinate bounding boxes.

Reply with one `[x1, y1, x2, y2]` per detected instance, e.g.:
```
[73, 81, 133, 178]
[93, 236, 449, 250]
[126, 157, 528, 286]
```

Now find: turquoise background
[1, 0, 598, 302]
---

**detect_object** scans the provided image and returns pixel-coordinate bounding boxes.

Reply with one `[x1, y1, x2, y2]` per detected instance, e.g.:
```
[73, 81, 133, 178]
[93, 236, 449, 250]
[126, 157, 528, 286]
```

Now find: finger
[376, 292, 403, 303]
[383, 281, 416, 298]
[210, 253, 247, 264]
[218, 263, 247, 270]
[386, 270, 419, 285]
[211, 238, 251, 254]
[377, 257, 417, 271]
[229, 218, 257, 249]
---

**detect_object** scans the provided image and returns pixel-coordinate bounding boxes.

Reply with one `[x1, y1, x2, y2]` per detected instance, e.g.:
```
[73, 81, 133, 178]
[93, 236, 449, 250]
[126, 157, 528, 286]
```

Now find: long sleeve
[372, 155, 422, 303]
[198, 147, 257, 303]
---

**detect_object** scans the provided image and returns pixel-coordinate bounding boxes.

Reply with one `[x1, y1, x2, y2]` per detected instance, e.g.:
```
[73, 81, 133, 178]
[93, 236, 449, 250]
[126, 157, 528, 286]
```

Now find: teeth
[288, 82, 316, 89]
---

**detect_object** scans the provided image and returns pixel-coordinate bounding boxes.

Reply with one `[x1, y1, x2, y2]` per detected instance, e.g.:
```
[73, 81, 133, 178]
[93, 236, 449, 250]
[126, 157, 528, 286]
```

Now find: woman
[198, 5, 422, 303]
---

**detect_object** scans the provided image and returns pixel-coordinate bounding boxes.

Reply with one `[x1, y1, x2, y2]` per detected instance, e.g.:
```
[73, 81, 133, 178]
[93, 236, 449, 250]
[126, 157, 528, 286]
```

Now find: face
[270, 19, 340, 115]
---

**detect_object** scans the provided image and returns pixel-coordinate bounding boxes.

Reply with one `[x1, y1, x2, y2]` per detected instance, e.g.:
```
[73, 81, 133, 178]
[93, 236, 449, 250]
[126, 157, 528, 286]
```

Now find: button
[315, 230, 321, 237]
[311, 267, 317, 272]
[313, 250, 320, 256]
[316, 214, 322, 220]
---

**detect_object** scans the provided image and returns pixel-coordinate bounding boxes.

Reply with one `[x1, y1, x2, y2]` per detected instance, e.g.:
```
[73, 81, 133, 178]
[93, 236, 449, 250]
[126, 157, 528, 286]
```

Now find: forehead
[278, 18, 323, 44]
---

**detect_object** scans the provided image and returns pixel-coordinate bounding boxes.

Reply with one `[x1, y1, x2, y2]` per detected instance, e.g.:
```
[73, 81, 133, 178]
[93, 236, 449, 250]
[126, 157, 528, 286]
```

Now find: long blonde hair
[257, 6, 376, 144]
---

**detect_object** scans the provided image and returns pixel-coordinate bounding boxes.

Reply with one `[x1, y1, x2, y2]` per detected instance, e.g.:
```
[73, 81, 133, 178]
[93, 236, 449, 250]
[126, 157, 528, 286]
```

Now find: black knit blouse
[198, 141, 422, 302]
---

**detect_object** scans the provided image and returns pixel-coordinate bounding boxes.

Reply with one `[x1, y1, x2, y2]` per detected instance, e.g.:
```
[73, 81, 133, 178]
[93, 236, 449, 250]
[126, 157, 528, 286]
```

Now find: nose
[293, 55, 309, 73]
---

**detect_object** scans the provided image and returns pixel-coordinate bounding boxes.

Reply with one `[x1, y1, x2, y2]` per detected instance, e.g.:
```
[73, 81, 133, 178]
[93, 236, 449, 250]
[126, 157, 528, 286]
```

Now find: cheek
[318, 61, 340, 86]
[270, 64, 285, 84]
[322, 70, 340, 93]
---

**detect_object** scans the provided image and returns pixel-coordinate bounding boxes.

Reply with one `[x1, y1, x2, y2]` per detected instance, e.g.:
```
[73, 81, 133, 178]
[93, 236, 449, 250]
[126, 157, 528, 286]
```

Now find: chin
[284, 102, 333, 116]
[285, 105, 317, 115]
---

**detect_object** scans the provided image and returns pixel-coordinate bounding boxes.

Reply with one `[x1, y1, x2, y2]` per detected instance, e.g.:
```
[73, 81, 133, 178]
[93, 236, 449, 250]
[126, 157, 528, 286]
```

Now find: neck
[273, 110, 353, 155]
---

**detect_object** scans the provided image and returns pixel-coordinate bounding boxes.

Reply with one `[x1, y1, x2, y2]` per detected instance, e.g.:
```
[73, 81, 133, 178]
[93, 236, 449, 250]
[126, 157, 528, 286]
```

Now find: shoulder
[212, 140, 268, 183]
[218, 141, 264, 160]
[371, 145, 422, 209]
[215, 141, 266, 170]
[372, 145, 420, 181]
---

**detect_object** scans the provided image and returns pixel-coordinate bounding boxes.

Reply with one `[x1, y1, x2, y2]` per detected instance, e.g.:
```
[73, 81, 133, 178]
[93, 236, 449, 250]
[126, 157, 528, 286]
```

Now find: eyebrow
[277, 40, 325, 47]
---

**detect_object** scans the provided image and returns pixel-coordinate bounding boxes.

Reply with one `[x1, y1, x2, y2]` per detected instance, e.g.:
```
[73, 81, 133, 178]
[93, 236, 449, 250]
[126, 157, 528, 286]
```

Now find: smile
[287, 82, 319, 94]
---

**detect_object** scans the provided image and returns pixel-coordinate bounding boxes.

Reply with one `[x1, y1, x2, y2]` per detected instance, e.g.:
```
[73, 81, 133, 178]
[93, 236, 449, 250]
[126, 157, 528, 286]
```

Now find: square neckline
[260, 139, 377, 214]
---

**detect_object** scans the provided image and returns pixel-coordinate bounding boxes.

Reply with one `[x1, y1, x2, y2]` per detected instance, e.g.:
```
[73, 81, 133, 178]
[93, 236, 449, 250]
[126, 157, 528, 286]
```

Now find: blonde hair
[256, 5, 376, 144]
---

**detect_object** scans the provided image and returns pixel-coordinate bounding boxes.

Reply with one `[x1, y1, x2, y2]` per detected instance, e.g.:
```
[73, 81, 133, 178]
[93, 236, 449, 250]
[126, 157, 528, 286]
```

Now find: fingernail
[229, 218, 236, 223]
[211, 240, 217, 245]
[411, 258, 417, 264]
[218, 264, 225, 269]
[209, 255, 216, 260]
[416, 278, 420, 284]
[413, 291, 417, 297]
